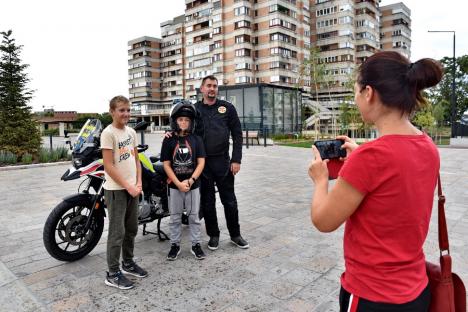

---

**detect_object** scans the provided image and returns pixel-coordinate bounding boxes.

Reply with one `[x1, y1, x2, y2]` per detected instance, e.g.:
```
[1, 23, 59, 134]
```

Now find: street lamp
[428, 30, 456, 138]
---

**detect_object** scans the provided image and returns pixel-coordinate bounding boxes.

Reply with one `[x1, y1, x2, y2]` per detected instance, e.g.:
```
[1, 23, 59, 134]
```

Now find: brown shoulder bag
[426, 175, 466, 311]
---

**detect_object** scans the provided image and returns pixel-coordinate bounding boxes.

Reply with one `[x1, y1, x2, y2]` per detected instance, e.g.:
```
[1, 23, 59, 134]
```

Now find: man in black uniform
[194, 75, 249, 250]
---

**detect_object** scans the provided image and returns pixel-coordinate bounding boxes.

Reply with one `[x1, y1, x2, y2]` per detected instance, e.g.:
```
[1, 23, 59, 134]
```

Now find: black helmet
[170, 100, 197, 132]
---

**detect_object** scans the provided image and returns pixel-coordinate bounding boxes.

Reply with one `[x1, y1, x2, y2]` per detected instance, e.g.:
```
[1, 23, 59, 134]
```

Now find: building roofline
[127, 36, 161, 45]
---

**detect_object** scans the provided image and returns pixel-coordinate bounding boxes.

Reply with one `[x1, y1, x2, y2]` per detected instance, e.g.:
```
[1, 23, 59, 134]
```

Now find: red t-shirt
[339, 134, 439, 303]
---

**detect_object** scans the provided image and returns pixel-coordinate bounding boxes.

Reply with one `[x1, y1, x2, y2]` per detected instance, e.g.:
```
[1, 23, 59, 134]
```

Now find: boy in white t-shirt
[101, 95, 147, 290]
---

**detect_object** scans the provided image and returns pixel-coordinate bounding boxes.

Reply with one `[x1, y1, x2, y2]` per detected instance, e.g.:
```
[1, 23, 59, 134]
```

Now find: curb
[0, 161, 70, 172]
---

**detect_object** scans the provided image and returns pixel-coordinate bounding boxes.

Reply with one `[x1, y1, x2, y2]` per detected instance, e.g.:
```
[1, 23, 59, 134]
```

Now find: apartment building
[128, 0, 410, 131]
[183, 0, 312, 98]
[127, 36, 170, 126]
[380, 2, 411, 59]
[311, 0, 380, 104]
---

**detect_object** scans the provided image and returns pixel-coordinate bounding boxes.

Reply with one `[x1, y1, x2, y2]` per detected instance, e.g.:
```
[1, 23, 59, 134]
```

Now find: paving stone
[1, 143, 467, 310]
[0, 261, 17, 287]
[0, 280, 47, 312]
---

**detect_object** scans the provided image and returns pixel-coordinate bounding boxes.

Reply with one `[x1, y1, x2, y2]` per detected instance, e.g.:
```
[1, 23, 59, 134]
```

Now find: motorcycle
[43, 119, 170, 262]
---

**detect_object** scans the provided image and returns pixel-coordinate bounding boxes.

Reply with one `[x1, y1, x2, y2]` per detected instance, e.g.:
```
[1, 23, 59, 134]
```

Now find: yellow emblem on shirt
[218, 106, 227, 114]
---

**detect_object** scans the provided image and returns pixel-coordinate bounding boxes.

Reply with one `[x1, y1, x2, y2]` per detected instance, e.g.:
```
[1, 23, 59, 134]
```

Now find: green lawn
[275, 136, 451, 148]
[277, 140, 314, 148]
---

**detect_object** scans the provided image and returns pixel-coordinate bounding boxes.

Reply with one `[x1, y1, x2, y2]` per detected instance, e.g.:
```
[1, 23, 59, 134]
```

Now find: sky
[1, 0, 467, 113]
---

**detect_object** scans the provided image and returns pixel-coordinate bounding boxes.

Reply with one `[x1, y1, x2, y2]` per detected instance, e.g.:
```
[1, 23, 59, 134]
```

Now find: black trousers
[200, 167, 240, 238]
[339, 284, 430, 312]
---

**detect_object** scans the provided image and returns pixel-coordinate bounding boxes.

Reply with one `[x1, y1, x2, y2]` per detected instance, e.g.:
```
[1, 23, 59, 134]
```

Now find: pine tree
[0, 30, 41, 157]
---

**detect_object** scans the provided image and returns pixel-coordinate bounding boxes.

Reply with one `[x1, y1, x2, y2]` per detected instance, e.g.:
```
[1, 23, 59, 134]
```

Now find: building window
[212, 66, 223, 73]
[356, 20, 375, 29]
[235, 20, 251, 29]
[235, 34, 251, 43]
[339, 16, 353, 25]
[316, 6, 337, 17]
[316, 18, 338, 28]
[212, 14, 222, 22]
[193, 57, 212, 68]
[234, 6, 250, 16]
[270, 32, 296, 45]
[270, 47, 297, 58]
[269, 18, 296, 31]
[213, 27, 222, 34]
[235, 76, 251, 84]
[235, 48, 251, 57]
[210, 40, 222, 50]
[212, 53, 223, 62]
[235, 63, 252, 70]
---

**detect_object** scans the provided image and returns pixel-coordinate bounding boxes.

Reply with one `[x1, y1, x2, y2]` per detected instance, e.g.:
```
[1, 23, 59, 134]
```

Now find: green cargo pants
[104, 189, 139, 273]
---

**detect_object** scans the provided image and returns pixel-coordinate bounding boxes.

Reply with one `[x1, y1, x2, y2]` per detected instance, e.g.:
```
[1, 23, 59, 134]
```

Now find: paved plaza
[0, 142, 467, 311]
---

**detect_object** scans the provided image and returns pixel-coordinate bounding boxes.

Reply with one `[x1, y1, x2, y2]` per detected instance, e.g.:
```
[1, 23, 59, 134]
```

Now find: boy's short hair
[109, 95, 130, 110]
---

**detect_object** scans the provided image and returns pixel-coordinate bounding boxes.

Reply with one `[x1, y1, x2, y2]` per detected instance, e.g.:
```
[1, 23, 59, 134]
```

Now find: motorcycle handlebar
[137, 144, 149, 153]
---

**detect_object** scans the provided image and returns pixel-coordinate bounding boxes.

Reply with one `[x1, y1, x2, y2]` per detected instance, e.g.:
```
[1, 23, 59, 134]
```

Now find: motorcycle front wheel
[43, 200, 104, 261]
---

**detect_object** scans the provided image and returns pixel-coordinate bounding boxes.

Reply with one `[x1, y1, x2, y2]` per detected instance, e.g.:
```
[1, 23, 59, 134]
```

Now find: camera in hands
[314, 139, 346, 160]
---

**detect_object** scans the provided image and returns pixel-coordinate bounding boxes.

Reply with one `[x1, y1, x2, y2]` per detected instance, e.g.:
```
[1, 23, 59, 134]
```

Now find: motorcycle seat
[153, 161, 165, 175]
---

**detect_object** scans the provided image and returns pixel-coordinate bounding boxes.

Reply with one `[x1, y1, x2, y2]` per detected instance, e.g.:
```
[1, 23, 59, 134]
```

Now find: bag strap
[437, 174, 450, 254]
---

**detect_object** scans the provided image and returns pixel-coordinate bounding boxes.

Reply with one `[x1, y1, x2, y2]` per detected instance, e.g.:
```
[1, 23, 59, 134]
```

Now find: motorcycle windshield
[73, 119, 102, 155]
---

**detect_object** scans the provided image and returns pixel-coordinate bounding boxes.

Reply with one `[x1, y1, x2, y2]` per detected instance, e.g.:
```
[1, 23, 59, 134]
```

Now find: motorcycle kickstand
[157, 218, 169, 241]
[141, 220, 169, 241]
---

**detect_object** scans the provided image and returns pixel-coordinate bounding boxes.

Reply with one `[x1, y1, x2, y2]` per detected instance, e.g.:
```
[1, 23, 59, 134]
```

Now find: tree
[337, 71, 368, 138]
[0, 30, 41, 156]
[432, 100, 446, 144]
[412, 106, 435, 133]
[426, 55, 468, 123]
[298, 47, 335, 139]
[99, 112, 113, 127]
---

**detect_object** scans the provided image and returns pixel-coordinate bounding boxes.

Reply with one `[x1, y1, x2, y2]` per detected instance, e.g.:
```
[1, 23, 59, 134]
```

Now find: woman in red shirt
[308, 51, 443, 311]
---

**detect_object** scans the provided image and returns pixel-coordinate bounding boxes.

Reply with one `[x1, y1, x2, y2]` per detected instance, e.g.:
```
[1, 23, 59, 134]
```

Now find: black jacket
[195, 99, 242, 164]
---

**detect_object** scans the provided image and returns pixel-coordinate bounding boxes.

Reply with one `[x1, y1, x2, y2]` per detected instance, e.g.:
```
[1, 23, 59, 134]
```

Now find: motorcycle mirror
[133, 121, 149, 131]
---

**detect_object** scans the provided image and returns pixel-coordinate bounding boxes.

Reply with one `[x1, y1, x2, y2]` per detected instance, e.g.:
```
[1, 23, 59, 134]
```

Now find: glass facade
[197, 83, 302, 135]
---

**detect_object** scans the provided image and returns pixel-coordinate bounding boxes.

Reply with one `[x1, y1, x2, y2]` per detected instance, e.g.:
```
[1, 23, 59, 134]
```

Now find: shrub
[21, 153, 33, 164]
[39, 148, 51, 163]
[0, 150, 17, 165]
[42, 128, 59, 136]
[38, 147, 71, 163]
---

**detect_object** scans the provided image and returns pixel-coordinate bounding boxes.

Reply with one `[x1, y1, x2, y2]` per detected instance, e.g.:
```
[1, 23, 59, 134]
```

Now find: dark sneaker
[105, 271, 134, 290]
[231, 236, 249, 249]
[207, 236, 219, 251]
[122, 261, 148, 278]
[191, 243, 206, 260]
[167, 244, 181, 261]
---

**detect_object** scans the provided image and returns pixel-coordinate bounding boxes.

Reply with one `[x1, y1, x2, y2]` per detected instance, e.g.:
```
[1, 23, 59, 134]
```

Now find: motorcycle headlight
[73, 158, 82, 168]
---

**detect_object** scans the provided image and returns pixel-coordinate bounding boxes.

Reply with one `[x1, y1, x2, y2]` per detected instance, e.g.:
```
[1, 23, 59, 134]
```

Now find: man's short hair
[201, 75, 218, 86]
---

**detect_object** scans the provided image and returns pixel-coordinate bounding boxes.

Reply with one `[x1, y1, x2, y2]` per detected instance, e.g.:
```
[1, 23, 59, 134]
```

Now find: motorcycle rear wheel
[43, 200, 104, 262]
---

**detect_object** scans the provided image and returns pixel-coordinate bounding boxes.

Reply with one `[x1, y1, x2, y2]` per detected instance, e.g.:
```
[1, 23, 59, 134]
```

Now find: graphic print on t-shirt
[172, 137, 194, 179]
[118, 135, 134, 162]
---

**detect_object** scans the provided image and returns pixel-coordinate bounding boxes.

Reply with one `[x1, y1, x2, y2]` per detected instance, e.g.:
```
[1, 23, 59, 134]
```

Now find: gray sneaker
[122, 261, 148, 278]
[105, 271, 134, 290]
